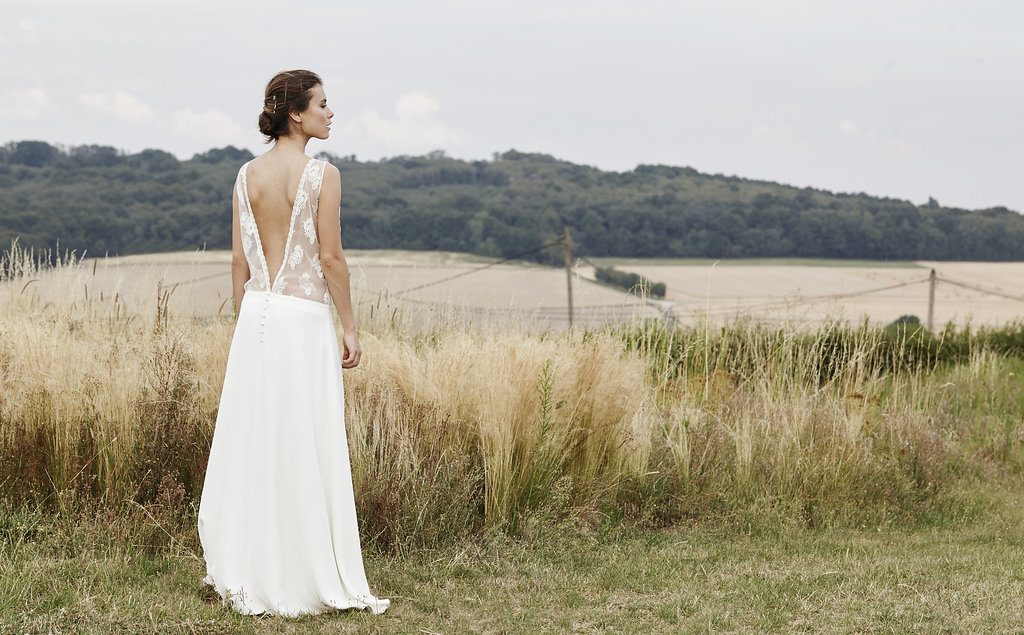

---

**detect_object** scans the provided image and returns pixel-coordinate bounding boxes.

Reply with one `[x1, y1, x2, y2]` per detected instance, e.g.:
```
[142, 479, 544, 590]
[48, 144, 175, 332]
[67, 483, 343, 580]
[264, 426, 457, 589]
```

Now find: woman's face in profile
[302, 83, 334, 140]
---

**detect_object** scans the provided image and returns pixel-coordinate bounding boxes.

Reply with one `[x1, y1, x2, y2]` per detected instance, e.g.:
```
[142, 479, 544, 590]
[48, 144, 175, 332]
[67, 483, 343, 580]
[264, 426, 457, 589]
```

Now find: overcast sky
[2, 0, 1021, 211]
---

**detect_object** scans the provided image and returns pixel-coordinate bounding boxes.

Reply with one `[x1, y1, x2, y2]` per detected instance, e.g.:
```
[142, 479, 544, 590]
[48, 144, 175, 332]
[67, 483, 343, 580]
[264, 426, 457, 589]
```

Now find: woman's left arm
[230, 183, 249, 316]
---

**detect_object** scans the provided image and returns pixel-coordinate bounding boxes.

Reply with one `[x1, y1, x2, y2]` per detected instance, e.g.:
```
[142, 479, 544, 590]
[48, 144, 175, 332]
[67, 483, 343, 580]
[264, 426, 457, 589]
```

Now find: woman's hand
[341, 330, 362, 369]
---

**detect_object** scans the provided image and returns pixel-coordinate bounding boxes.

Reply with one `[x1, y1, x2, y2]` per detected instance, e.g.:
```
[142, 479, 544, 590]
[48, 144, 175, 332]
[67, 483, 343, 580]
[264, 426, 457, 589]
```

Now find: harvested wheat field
[5, 248, 1021, 331]
[602, 257, 1024, 328]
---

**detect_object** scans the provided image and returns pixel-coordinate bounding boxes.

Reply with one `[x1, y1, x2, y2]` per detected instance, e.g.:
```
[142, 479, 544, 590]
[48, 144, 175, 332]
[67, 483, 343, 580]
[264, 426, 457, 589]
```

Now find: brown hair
[258, 69, 323, 142]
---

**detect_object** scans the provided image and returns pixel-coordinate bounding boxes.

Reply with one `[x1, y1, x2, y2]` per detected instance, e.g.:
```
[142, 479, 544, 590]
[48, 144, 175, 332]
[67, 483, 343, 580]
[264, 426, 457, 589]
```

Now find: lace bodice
[235, 158, 331, 304]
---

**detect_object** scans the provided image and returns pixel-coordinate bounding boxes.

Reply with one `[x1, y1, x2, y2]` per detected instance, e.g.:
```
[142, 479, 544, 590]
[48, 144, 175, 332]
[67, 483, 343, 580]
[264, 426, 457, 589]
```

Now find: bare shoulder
[320, 161, 342, 192]
[322, 160, 341, 180]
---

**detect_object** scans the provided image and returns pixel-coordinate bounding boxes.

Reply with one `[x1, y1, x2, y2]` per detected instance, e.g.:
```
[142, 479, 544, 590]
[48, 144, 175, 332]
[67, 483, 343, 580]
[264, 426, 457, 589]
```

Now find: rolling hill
[1, 140, 1021, 264]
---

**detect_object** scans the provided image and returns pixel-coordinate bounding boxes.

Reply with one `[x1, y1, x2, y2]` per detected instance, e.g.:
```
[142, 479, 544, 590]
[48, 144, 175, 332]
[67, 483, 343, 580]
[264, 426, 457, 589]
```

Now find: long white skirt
[197, 289, 390, 617]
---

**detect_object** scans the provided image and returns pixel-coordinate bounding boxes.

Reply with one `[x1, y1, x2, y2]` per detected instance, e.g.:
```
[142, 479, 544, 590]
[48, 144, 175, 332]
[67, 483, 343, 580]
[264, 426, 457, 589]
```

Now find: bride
[197, 69, 390, 617]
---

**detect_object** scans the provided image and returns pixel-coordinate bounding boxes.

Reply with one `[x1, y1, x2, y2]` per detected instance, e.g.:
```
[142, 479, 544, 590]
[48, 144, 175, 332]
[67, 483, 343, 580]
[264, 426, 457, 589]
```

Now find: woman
[197, 69, 390, 617]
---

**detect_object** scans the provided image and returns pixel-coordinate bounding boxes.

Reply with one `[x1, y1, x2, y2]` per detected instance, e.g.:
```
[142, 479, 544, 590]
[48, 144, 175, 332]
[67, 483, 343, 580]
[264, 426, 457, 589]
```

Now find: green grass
[4, 486, 1024, 634]
[588, 256, 925, 268]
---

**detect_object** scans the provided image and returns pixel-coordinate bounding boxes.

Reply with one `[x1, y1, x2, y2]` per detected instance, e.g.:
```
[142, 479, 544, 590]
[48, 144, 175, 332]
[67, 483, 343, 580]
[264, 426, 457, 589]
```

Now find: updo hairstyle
[258, 69, 323, 142]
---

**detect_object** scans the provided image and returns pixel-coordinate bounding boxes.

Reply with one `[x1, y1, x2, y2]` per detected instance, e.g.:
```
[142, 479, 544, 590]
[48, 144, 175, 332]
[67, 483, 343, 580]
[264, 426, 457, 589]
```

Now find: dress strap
[309, 159, 328, 219]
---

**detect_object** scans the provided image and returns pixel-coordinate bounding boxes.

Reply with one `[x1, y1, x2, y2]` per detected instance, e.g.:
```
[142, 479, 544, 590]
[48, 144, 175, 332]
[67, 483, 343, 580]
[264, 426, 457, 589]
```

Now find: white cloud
[340, 91, 460, 153]
[17, 18, 39, 43]
[395, 92, 440, 119]
[837, 118, 892, 146]
[838, 118, 859, 135]
[172, 108, 248, 147]
[78, 91, 158, 124]
[750, 122, 807, 149]
[0, 88, 51, 121]
[823, 63, 874, 85]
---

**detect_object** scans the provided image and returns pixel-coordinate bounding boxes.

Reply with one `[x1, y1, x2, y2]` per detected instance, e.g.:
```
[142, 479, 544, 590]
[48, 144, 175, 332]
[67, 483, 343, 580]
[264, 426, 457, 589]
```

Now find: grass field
[5, 490, 1024, 633]
[2, 240, 1024, 632]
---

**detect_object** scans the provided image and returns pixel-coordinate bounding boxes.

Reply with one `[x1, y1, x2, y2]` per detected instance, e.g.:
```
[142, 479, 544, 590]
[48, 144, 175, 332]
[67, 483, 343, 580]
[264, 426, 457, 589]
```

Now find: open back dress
[197, 156, 390, 617]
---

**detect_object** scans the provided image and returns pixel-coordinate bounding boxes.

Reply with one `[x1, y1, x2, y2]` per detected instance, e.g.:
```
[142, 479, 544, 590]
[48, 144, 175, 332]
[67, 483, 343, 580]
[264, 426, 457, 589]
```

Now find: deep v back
[235, 156, 331, 304]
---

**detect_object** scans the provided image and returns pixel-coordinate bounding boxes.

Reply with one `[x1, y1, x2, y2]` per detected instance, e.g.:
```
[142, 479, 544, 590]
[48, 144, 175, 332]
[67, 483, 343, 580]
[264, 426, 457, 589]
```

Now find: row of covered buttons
[258, 293, 270, 343]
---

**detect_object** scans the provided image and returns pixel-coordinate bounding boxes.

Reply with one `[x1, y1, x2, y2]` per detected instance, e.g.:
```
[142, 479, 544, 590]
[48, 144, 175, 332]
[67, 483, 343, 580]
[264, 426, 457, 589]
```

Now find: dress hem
[201, 574, 391, 617]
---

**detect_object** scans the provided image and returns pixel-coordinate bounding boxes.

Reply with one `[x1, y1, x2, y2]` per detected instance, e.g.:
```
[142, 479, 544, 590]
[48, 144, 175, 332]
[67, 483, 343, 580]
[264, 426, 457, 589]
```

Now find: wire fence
[155, 236, 1024, 325]
[389, 239, 563, 297]
[934, 275, 1024, 303]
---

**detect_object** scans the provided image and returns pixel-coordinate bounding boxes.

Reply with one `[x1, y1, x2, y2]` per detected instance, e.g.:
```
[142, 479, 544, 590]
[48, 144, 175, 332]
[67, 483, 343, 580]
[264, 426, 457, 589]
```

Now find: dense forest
[1, 140, 1022, 265]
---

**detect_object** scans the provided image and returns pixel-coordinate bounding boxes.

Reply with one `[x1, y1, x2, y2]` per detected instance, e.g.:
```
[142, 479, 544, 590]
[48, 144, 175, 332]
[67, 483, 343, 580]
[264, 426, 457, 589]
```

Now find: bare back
[235, 154, 330, 303]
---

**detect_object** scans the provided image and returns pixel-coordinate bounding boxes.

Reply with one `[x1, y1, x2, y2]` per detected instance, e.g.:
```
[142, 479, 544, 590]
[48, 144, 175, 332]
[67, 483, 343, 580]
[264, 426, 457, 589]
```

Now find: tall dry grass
[2, 239, 1021, 553]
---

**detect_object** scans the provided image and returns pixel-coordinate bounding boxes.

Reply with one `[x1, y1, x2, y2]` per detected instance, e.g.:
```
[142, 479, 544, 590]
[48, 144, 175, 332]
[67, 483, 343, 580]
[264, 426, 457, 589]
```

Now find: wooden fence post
[563, 227, 574, 329]
[927, 268, 937, 331]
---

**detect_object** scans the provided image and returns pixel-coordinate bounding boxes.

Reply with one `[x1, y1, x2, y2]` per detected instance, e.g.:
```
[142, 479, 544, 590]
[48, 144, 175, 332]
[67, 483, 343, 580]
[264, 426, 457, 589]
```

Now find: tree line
[1, 140, 1022, 264]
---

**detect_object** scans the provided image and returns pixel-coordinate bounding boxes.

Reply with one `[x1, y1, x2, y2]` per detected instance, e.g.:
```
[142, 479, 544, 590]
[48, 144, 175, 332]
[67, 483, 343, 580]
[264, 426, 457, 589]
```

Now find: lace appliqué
[298, 272, 315, 296]
[309, 252, 324, 279]
[293, 184, 309, 216]
[271, 275, 287, 294]
[239, 203, 255, 235]
[288, 244, 304, 270]
[302, 217, 316, 244]
[241, 216, 266, 288]
[308, 160, 326, 218]
[308, 161, 325, 191]
[239, 164, 270, 290]
[238, 184, 256, 253]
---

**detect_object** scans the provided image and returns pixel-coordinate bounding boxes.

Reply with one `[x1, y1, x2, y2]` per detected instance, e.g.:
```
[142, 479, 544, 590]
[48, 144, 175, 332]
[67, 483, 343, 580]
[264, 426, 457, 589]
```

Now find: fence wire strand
[390, 239, 563, 297]
[155, 238, 1024, 324]
[936, 275, 1024, 303]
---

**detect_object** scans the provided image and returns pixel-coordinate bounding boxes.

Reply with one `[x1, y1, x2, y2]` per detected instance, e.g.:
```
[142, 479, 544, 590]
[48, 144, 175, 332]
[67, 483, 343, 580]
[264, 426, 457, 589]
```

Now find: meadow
[2, 240, 1024, 632]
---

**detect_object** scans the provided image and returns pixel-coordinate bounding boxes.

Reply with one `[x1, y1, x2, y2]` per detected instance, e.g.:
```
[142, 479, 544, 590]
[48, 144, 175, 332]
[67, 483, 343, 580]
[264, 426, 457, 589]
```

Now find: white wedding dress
[197, 156, 390, 617]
